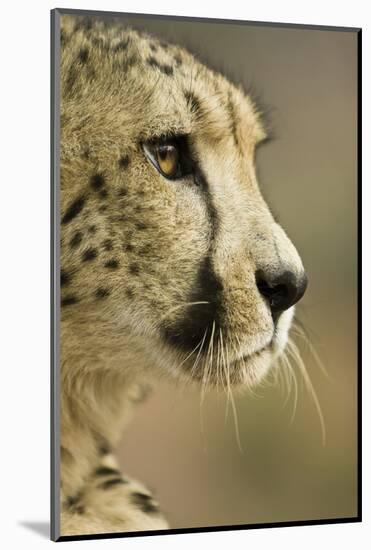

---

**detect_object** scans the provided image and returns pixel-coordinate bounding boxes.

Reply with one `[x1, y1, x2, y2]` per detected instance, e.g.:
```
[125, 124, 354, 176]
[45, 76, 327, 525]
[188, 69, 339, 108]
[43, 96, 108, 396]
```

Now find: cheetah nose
[255, 268, 308, 319]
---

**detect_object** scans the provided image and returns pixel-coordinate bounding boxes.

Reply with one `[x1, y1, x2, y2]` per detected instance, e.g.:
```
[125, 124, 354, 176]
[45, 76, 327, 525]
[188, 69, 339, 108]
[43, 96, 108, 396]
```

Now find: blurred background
[106, 16, 358, 528]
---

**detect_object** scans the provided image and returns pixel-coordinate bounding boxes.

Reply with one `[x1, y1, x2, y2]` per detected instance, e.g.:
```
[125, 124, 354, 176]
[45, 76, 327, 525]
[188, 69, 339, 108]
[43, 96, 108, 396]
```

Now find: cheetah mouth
[164, 311, 294, 387]
[233, 341, 272, 363]
[175, 335, 276, 388]
[231, 329, 277, 359]
[228, 338, 274, 367]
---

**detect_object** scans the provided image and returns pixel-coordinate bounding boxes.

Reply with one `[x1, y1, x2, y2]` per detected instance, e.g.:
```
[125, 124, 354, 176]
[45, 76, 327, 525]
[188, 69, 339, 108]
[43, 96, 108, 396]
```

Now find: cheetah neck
[60, 318, 154, 497]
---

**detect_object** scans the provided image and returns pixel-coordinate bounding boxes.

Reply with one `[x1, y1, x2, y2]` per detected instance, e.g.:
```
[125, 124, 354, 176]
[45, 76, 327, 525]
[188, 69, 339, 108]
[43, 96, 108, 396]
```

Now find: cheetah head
[60, 16, 307, 390]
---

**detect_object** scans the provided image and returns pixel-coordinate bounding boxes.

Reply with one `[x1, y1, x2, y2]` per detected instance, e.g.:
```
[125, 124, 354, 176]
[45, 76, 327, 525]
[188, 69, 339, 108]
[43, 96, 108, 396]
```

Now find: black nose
[256, 268, 308, 317]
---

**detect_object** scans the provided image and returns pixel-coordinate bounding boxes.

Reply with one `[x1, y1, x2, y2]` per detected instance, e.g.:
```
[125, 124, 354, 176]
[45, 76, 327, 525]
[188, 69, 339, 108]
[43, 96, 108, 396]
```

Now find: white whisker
[177, 338, 204, 369]
[280, 349, 298, 423]
[190, 328, 208, 379]
[291, 322, 331, 381]
[201, 321, 215, 404]
[224, 335, 243, 453]
[286, 338, 326, 445]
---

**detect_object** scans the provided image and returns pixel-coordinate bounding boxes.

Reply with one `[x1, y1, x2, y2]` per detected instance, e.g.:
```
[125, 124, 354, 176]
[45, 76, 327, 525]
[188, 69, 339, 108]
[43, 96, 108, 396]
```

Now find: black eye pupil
[158, 146, 173, 160]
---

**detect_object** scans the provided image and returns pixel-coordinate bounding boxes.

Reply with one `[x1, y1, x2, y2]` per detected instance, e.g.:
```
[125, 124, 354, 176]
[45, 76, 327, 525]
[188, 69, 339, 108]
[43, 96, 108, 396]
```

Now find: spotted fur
[60, 14, 306, 536]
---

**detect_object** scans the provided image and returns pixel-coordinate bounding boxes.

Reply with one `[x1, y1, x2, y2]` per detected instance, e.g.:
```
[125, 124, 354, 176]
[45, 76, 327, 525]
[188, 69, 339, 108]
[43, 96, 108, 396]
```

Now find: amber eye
[142, 136, 193, 181]
[156, 145, 179, 178]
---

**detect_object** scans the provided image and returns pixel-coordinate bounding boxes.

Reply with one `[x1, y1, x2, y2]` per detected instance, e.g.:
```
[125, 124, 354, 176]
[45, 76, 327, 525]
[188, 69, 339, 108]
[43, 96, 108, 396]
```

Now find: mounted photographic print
[51, 8, 361, 541]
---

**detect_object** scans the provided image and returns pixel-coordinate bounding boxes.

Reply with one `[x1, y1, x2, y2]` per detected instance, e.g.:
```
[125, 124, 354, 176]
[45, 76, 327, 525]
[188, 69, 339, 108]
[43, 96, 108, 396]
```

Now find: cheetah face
[60, 16, 307, 389]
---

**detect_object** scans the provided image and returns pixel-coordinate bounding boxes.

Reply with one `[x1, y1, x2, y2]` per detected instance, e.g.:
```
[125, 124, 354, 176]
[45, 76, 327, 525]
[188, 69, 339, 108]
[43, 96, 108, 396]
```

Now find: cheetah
[56, 13, 307, 538]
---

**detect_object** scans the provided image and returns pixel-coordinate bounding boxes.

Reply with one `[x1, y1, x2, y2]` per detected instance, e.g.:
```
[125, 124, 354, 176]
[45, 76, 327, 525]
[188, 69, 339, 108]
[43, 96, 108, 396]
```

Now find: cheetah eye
[156, 144, 179, 178]
[142, 136, 194, 181]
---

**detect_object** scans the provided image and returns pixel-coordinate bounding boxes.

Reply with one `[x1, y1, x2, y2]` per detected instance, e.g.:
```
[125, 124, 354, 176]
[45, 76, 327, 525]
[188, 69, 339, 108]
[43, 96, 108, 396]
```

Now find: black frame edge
[356, 28, 362, 523]
[55, 7, 361, 33]
[56, 516, 361, 542]
[51, 7, 61, 543]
